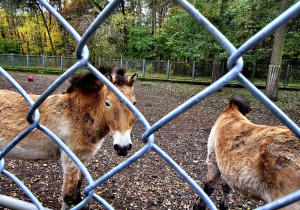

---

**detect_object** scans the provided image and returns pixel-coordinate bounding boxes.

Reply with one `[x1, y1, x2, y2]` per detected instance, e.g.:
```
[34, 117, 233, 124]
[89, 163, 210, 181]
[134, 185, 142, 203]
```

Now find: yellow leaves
[168, 6, 185, 16]
[0, 10, 9, 27]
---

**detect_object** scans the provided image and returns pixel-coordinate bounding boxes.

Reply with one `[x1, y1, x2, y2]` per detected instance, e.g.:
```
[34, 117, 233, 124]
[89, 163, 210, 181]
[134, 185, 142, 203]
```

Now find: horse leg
[194, 153, 221, 210]
[219, 179, 231, 210]
[61, 154, 87, 210]
[75, 173, 90, 210]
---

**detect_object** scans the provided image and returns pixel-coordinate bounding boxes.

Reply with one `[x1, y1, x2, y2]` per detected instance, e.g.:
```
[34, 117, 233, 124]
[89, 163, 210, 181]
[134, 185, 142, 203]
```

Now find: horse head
[65, 66, 138, 157]
[103, 67, 138, 156]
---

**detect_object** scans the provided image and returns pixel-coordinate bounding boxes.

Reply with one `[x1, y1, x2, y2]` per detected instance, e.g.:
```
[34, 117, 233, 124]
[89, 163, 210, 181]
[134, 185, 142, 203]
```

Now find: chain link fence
[1, 54, 300, 88]
[1, 0, 300, 209]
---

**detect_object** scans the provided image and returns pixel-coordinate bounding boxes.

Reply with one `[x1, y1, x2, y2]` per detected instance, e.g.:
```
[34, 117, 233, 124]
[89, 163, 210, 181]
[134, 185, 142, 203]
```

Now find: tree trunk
[211, 0, 229, 83]
[61, 0, 72, 56]
[266, 65, 281, 101]
[138, 0, 141, 24]
[36, 2, 56, 56]
[35, 14, 44, 55]
[265, 0, 291, 101]
[152, 0, 156, 34]
[121, 0, 125, 15]
[211, 52, 221, 83]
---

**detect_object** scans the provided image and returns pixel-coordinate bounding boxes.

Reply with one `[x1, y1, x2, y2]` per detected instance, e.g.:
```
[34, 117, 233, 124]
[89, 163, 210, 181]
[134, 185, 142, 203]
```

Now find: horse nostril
[128, 144, 132, 151]
[114, 144, 121, 153]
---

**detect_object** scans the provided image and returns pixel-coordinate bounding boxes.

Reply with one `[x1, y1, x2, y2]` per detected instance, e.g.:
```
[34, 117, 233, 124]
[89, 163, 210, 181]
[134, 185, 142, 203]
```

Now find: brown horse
[0, 67, 138, 209]
[194, 96, 300, 210]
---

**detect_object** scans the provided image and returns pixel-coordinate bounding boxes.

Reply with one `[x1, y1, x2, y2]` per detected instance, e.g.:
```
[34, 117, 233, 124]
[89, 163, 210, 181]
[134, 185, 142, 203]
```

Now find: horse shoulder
[49, 93, 108, 160]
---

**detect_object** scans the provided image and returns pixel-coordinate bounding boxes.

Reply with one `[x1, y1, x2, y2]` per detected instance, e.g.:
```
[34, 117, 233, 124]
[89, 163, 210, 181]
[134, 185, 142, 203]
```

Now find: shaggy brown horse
[0, 67, 138, 209]
[194, 96, 300, 210]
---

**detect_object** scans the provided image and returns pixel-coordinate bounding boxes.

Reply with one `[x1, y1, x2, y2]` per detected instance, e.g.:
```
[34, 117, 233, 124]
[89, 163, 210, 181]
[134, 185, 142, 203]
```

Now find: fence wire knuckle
[0, 0, 300, 209]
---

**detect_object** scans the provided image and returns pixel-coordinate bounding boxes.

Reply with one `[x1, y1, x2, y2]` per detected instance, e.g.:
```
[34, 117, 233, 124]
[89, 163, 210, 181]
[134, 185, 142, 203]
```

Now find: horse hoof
[219, 201, 228, 210]
[80, 205, 89, 210]
[193, 201, 206, 210]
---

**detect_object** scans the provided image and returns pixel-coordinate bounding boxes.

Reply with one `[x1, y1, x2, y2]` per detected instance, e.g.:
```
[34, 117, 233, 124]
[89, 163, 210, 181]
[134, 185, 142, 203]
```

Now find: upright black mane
[66, 66, 129, 93]
[114, 67, 128, 85]
[229, 96, 251, 115]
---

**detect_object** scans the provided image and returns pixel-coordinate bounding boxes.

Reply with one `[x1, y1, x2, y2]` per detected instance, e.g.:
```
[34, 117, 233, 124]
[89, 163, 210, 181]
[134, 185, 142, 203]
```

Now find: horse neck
[219, 105, 248, 125]
[65, 89, 106, 125]
[64, 89, 110, 142]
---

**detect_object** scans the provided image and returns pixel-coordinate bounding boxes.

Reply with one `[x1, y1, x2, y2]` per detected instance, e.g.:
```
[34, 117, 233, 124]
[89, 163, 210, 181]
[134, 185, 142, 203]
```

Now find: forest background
[0, 0, 299, 100]
[0, 0, 299, 64]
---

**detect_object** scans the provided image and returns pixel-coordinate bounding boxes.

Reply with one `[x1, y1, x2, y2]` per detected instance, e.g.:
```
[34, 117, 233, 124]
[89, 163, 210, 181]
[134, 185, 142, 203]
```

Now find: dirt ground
[0, 71, 299, 210]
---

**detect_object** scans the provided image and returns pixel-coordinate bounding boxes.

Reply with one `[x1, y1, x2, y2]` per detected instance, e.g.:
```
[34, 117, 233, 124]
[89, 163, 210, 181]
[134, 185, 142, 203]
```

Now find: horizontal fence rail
[0, 0, 300, 210]
[1, 54, 300, 89]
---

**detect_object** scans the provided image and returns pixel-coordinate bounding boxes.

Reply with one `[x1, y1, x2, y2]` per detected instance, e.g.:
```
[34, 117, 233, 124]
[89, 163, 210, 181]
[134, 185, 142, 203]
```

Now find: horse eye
[105, 100, 110, 107]
[133, 101, 136, 106]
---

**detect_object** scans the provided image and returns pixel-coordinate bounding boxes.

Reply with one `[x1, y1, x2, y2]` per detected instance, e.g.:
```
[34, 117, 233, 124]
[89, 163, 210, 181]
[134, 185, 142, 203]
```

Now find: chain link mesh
[1, 0, 300, 209]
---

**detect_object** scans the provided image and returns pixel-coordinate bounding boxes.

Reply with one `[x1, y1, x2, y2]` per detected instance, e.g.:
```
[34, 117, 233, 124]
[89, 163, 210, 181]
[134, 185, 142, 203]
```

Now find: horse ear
[128, 73, 138, 86]
[105, 73, 113, 83]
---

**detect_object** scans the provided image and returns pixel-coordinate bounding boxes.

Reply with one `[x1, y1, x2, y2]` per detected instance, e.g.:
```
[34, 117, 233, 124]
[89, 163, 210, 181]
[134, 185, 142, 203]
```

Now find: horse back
[213, 107, 300, 202]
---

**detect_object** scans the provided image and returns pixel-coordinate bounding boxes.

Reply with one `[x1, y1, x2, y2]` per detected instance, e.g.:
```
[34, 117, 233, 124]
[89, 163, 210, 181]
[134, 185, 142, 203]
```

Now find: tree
[1, 0, 65, 55]
[127, 25, 155, 59]
[0, 37, 20, 54]
[209, 0, 229, 84]
[265, 0, 292, 101]
[36, 2, 56, 55]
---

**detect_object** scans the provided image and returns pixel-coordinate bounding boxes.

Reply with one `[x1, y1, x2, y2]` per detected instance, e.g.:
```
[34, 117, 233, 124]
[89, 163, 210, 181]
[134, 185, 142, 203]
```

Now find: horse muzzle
[113, 131, 133, 156]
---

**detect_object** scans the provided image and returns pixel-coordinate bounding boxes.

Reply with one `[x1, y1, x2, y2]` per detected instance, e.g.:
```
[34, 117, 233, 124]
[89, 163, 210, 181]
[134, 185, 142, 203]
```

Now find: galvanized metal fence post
[43, 55, 46, 72]
[192, 61, 195, 80]
[167, 60, 170, 79]
[143, 59, 146, 78]
[27, 54, 29, 70]
[60, 56, 63, 73]
[11, 54, 14, 69]
[251, 63, 256, 84]
[285, 64, 291, 88]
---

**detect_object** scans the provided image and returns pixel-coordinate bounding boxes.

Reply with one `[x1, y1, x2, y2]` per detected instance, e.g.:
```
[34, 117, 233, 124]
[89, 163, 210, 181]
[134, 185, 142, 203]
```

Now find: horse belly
[216, 145, 266, 200]
[221, 165, 270, 202]
[0, 130, 61, 160]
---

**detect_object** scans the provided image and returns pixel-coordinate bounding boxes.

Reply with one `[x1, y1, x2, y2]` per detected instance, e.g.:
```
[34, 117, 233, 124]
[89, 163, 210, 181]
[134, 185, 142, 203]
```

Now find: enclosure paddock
[195, 96, 300, 210]
[1, 0, 300, 209]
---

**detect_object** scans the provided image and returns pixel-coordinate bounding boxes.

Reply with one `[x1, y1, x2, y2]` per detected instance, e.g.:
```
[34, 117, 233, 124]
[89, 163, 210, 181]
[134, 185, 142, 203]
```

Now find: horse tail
[229, 96, 251, 115]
